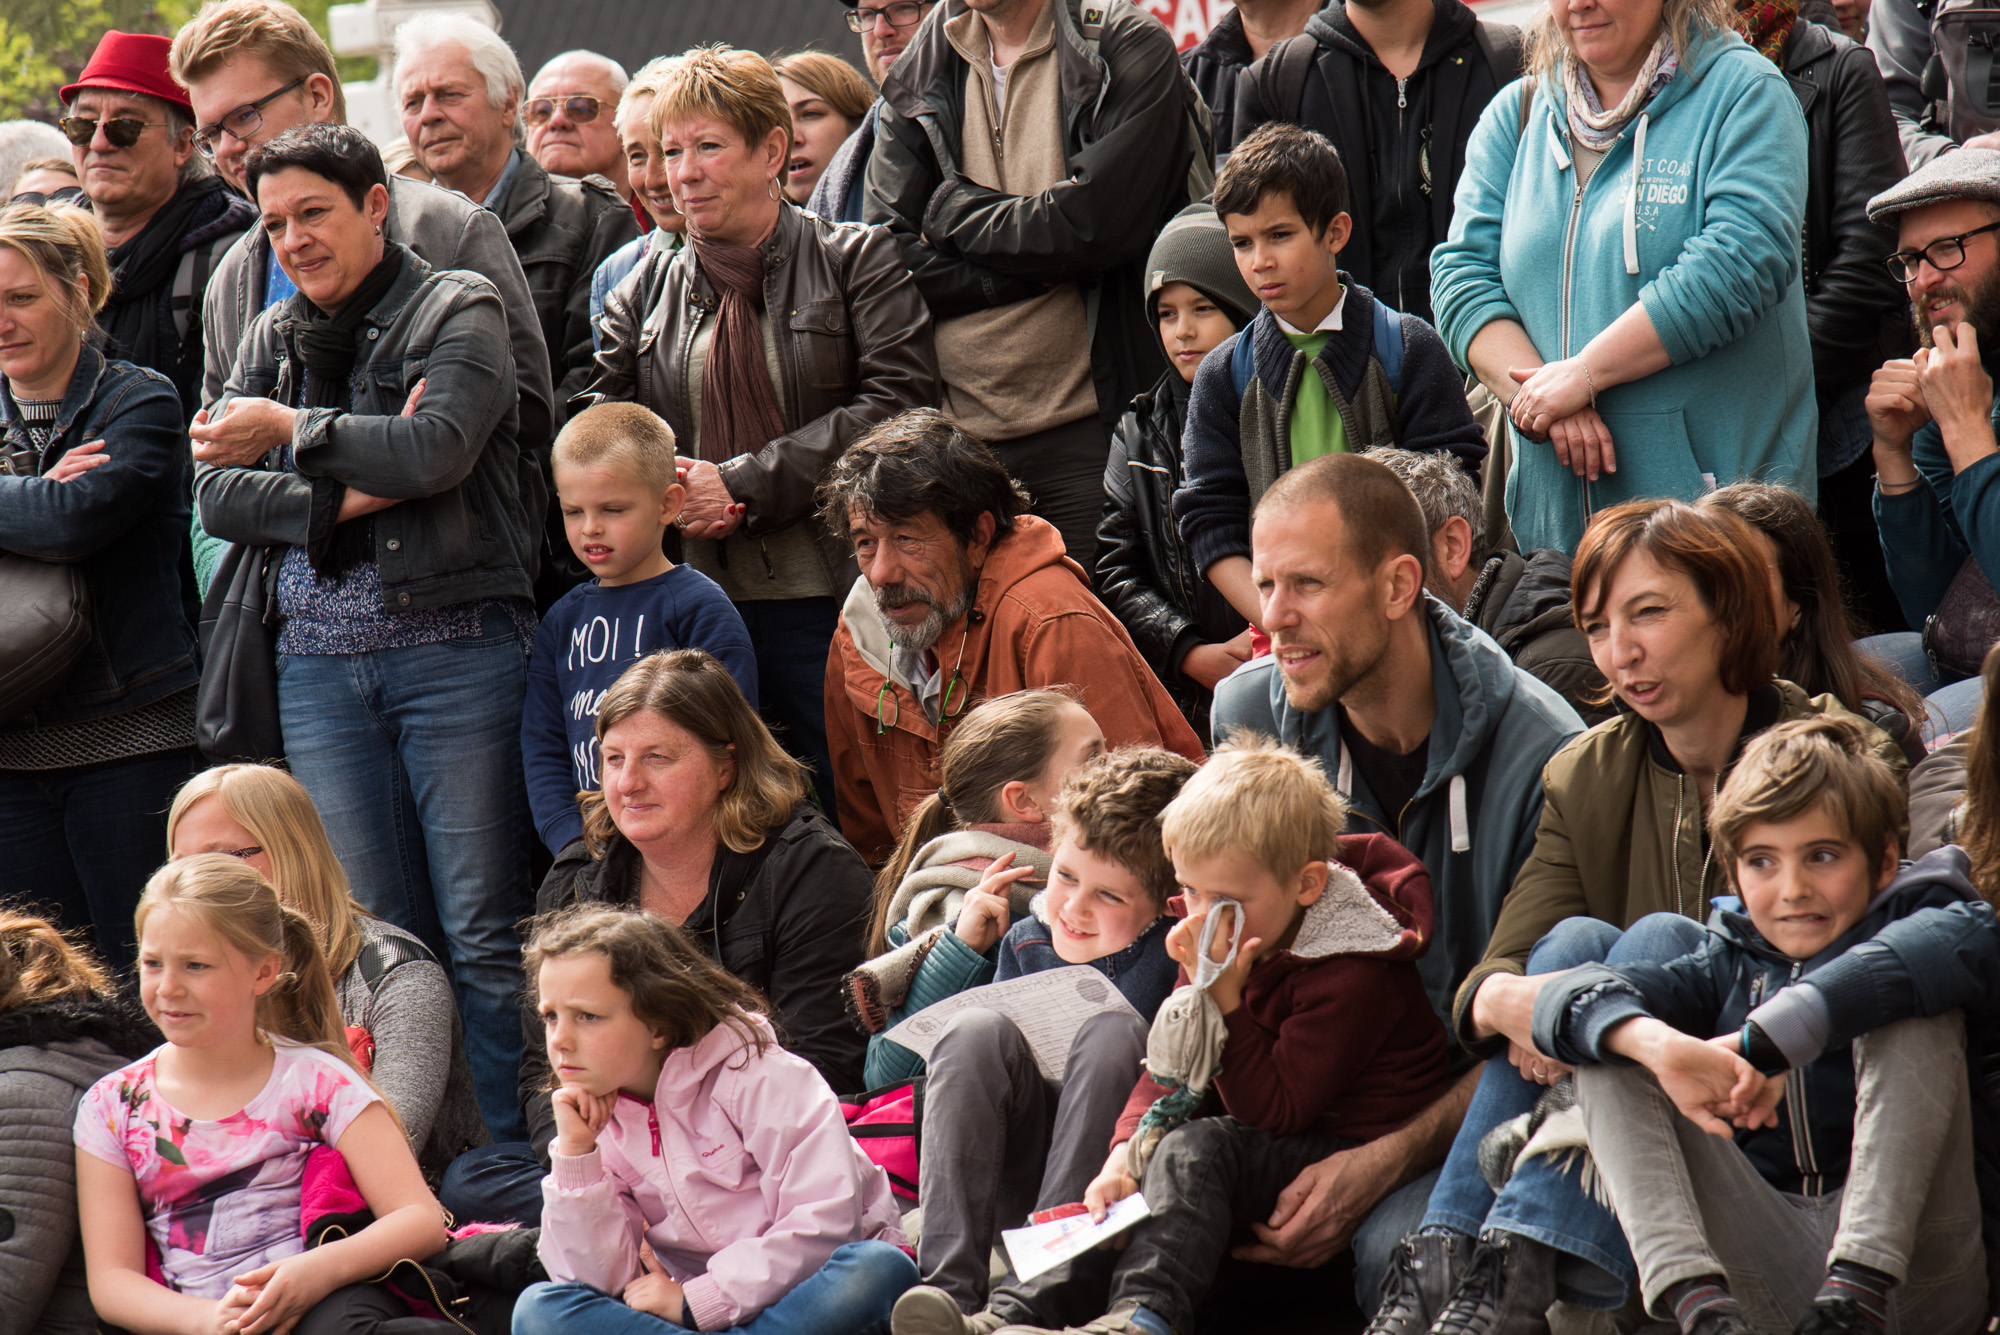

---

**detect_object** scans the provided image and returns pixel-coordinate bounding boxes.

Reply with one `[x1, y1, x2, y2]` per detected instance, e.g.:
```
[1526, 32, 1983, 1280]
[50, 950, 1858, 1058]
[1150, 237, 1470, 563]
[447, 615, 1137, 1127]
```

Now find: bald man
[525, 50, 629, 198]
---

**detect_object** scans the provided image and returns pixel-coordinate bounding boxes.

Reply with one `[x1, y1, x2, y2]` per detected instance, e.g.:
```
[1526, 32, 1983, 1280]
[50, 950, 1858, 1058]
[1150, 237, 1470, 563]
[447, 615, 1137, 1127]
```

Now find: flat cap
[1868, 148, 2000, 224]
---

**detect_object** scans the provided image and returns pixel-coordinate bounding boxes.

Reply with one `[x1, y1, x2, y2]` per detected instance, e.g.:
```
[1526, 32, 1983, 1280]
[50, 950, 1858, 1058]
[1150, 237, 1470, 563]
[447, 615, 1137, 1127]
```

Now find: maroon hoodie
[1113, 832, 1452, 1144]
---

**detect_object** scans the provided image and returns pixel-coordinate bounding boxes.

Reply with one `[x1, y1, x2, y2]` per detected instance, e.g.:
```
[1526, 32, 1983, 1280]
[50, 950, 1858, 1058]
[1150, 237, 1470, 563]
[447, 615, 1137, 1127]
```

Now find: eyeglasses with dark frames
[59, 115, 168, 149]
[193, 76, 309, 158]
[521, 95, 606, 127]
[1887, 219, 2000, 283]
[846, 1, 927, 32]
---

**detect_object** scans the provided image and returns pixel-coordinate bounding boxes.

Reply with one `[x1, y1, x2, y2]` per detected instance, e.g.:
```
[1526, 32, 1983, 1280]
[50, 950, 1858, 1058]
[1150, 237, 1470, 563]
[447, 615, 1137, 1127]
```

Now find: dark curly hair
[816, 407, 1032, 550]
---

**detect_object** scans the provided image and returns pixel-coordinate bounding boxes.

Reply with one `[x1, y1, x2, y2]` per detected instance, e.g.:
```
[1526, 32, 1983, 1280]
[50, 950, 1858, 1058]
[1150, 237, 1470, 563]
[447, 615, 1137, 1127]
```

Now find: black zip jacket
[1096, 371, 1246, 737]
[1781, 19, 1913, 403]
[1232, 0, 1511, 325]
[1537, 848, 1994, 1198]
[522, 803, 872, 1156]
[863, 0, 1198, 434]
[1181, 7, 1253, 157]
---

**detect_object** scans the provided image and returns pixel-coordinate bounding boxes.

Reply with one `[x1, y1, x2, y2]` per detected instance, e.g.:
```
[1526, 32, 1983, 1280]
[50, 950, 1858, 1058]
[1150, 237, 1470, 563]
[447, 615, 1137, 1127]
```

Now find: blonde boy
[522, 403, 755, 854]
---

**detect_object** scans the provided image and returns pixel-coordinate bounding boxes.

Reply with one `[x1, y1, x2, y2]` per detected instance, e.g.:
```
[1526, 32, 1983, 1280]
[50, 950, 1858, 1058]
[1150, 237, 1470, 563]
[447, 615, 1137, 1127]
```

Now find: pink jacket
[538, 1014, 907, 1330]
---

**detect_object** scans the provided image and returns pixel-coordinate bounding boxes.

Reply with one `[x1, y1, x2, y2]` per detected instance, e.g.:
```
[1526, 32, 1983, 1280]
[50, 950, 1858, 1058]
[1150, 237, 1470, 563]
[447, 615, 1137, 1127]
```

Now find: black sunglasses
[194, 76, 308, 158]
[59, 115, 167, 149]
[522, 95, 605, 128]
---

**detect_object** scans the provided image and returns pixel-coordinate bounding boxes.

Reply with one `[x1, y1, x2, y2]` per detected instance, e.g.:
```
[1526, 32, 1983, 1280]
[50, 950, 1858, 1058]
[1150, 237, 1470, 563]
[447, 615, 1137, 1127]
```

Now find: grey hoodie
[2, 1036, 129, 1333]
[1211, 595, 1584, 1033]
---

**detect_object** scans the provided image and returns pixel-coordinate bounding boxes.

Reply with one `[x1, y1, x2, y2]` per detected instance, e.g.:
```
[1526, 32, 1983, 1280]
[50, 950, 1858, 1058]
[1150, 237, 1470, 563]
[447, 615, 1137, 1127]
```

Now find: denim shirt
[0, 346, 197, 725]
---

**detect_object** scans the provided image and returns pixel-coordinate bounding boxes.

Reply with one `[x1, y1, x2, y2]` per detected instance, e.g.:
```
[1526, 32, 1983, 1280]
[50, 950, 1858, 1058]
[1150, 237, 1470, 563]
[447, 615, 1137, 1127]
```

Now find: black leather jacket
[493, 153, 638, 410]
[524, 803, 872, 1155]
[583, 202, 937, 582]
[1461, 550, 1614, 728]
[1096, 371, 1245, 737]
[1782, 19, 1913, 399]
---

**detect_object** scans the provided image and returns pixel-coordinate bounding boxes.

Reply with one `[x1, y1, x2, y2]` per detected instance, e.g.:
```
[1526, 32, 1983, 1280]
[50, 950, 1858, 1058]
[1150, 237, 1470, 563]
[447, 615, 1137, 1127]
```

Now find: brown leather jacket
[583, 203, 938, 580]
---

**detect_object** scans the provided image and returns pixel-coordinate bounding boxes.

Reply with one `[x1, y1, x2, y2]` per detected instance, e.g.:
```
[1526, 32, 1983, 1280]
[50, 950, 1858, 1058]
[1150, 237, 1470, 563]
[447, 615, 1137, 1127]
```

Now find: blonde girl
[73, 856, 446, 1335]
[515, 904, 914, 1335]
[167, 764, 488, 1182]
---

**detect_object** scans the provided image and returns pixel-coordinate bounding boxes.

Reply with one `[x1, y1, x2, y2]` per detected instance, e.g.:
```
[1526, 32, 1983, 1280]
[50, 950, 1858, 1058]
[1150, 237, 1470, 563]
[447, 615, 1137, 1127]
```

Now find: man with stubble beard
[1863, 150, 2000, 733]
[1207, 452, 1582, 1318]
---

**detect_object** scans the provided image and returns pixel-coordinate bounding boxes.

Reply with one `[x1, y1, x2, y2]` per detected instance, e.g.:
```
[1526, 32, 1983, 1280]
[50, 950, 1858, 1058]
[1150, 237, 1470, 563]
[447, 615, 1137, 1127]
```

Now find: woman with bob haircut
[582, 43, 936, 819]
[1369, 499, 1910, 1332]
[440, 648, 873, 1228]
[165, 763, 488, 1183]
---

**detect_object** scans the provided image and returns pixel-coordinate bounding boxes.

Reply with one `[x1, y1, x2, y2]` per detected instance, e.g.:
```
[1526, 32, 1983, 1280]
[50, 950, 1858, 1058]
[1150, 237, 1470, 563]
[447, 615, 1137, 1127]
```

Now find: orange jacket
[826, 516, 1206, 863]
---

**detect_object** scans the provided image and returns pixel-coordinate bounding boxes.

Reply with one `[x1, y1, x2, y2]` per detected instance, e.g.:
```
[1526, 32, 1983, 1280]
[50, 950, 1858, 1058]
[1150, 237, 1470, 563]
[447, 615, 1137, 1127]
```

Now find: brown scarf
[690, 230, 787, 466]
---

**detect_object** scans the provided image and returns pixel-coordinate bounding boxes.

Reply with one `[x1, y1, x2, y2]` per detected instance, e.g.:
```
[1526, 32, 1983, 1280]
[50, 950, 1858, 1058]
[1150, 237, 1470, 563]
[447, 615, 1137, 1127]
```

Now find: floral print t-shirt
[74, 1041, 380, 1298]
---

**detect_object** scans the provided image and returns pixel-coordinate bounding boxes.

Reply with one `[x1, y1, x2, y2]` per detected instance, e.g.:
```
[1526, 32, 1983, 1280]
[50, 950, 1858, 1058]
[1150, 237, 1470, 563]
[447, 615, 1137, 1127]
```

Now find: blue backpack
[1229, 300, 1406, 404]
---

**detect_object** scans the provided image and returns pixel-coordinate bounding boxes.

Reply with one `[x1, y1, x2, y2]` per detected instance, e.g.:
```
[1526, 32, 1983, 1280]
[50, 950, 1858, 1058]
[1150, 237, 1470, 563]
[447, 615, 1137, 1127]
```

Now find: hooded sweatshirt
[826, 514, 1205, 864]
[539, 1014, 907, 1332]
[1211, 596, 1585, 1034]
[1431, 27, 1816, 554]
[1113, 832, 1453, 1143]
[1536, 847, 1994, 1197]
[1, 993, 159, 1335]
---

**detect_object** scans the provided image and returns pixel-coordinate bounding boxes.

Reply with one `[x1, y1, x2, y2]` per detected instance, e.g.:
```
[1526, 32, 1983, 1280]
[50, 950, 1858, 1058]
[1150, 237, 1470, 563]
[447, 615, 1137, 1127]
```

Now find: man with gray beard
[819, 409, 1205, 864]
[1862, 149, 2000, 733]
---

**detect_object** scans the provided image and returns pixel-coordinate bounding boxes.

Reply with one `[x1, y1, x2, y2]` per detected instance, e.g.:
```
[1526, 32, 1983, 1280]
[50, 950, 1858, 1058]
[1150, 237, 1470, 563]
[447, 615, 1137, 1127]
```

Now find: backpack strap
[1230, 328, 1256, 401]
[1256, 34, 1320, 126]
[1371, 300, 1405, 400]
[1472, 21, 1525, 89]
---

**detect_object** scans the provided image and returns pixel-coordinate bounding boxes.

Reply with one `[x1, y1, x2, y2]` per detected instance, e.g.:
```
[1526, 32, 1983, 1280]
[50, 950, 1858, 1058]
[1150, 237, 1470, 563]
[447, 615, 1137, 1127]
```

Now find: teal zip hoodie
[1432, 27, 1817, 554]
[1211, 597, 1585, 1036]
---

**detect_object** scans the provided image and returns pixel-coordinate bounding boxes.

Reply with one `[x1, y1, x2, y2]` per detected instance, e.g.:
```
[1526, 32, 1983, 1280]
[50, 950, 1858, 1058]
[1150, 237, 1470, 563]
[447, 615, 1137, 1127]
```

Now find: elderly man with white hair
[524, 49, 631, 200]
[396, 15, 635, 414]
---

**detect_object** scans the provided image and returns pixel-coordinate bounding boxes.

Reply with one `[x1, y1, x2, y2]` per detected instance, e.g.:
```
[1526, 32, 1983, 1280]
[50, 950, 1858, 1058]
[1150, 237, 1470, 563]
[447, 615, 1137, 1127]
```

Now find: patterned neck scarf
[1733, 0, 1798, 63]
[1563, 32, 1678, 151]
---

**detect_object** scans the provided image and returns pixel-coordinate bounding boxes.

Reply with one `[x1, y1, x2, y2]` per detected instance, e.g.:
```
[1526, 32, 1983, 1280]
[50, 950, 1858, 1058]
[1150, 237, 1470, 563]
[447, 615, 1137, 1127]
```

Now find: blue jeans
[736, 597, 838, 818]
[277, 607, 531, 1141]
[440, 1141, 544, 1228]
[1420, 913, 1709, 1309]
[0, 747, 200, 971]
[512, 1242, 917, 1335]
[1856, 631, 1985, 740]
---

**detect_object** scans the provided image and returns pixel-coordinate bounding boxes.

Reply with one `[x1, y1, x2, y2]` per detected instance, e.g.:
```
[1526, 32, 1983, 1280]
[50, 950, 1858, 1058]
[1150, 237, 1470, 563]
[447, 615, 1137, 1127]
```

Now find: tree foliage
[0, 0, 373, 124]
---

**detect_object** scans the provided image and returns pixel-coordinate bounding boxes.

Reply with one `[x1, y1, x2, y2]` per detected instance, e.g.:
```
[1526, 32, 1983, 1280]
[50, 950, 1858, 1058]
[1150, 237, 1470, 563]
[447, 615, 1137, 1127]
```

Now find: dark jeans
[737, 596, 839, 818]
[995, 418, 1113, 576]
[440, 1140, 545, 1227]
[991, 1117, 1353, 1332]
[0, 746, 200, 970]
[919, 1008, 1149, 1310]
[515, 1244, 917, 1335]
[1420, 913, 1709, 1308]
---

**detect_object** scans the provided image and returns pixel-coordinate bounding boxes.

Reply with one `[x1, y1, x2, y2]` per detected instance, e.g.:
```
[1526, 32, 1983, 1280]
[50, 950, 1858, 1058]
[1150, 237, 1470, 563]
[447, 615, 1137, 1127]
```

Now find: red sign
[1142, 0, 1226, 50]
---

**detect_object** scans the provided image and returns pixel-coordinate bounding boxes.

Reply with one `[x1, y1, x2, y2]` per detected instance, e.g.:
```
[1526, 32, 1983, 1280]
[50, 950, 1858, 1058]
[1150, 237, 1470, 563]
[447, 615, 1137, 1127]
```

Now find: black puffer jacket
[1232, 0, 1517, 325]
[1461, 550, 1614, 727]
[1096, 371, 1245, 738]
[0, 992, 158, 1335]
[524, 802, 872, 1156]
[493, 154, 638, 410]
[1781, 19, 1912, 403]
[864, 0, 1199, 434]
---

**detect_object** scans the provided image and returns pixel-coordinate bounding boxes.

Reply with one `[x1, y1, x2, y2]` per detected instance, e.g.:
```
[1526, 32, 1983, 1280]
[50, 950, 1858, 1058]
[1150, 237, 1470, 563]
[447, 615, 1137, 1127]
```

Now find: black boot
[1426, 1232, 1559, 1335]
[1363, 1232, 1469, 1335]
[1789, 1299, 1880, 1335]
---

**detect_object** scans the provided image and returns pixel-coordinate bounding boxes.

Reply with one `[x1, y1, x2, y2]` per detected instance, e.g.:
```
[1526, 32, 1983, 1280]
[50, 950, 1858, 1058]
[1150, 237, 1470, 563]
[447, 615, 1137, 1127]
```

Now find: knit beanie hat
[1144, 202, 1258, 329]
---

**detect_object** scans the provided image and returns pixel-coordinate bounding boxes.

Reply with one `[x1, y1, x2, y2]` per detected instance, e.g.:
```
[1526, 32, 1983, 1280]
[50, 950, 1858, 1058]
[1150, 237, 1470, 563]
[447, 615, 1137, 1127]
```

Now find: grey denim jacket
[195, 250, 537, 614]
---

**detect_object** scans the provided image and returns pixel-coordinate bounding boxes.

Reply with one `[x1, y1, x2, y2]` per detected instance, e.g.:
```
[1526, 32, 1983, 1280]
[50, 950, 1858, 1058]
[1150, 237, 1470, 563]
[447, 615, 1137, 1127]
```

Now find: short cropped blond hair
[172, 0, 347, 123]
[651, 44, 790, 156]
[553, 402, 678, 496]
[1160, 735, 1348, 887]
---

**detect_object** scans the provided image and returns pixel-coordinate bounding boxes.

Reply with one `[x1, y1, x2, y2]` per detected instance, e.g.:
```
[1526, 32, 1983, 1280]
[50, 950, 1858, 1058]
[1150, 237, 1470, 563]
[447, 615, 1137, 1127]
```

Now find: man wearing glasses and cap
[1864, 148, 2000, 734]
[808, 0, 940, 223]
[58, 30, 255, 421]
[168, 0, 555, 603]
[523, 50, 632, 203]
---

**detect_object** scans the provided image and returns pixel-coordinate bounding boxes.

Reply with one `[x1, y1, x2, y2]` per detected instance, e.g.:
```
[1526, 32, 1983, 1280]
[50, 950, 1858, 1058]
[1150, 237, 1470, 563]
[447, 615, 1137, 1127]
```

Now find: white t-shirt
[75, 1041, 380, 1298]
